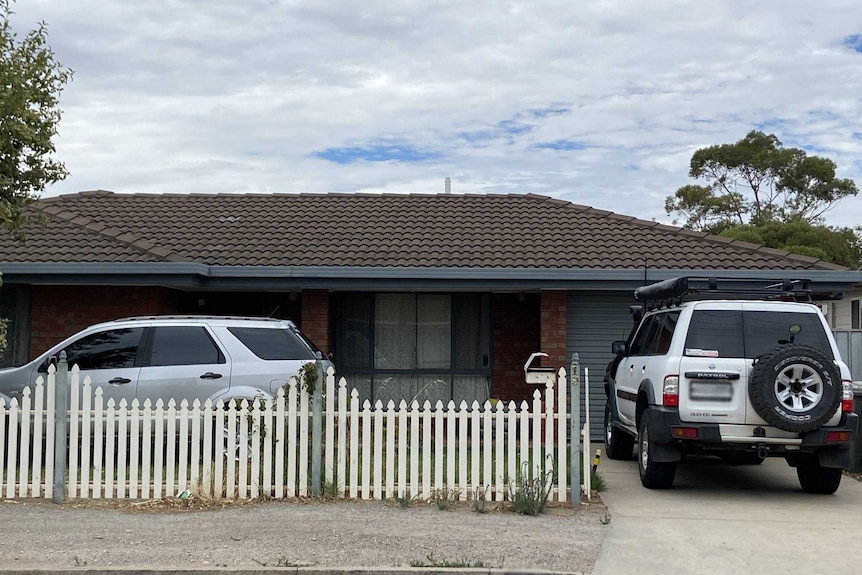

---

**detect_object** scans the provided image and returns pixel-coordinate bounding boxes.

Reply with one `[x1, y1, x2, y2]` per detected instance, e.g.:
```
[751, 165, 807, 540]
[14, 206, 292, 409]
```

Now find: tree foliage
[666, 131, 861, 268]
[0, 0, 72, 239]
[719, 221, 862, 269]
[666, 131, 858, 232]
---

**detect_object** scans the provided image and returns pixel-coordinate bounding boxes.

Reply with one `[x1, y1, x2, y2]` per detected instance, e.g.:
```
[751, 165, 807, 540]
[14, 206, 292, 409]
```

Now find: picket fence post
[53, 355, 67, 503]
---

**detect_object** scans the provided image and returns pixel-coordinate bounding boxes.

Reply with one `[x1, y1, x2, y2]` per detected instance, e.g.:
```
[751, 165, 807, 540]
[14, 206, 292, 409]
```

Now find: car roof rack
[633, 276, 843, 310]
[114, 315, 294, 325]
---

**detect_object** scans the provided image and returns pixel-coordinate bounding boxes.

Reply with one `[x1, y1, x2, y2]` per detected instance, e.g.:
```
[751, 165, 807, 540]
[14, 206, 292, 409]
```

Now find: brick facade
[301, 290, 330, 354]
[540, 291, 567, 369]
[28, 286, 180, 358]
[491, 293, 540, 402]
[491, 291, 568, 402]
[24, 286, 564, 401]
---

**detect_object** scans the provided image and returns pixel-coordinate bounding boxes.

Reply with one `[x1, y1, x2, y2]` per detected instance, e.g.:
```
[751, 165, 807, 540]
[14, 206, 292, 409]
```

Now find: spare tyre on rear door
[749, 344, 841, 434]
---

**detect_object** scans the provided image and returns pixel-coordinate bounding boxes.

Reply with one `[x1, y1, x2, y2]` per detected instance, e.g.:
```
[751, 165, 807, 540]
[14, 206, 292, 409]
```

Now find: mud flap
[650, 440, 682, 463]
[817, 446, 850, 469]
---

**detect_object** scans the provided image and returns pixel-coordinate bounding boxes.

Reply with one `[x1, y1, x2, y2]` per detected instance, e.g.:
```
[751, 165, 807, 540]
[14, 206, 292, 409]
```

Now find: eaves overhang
[1, 262, 860, 292]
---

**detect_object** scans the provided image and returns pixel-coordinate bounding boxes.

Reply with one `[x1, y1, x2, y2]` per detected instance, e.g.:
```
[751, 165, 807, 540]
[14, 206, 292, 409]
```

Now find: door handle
[108, 377, 131, 385]
[200, 372, 223, 380]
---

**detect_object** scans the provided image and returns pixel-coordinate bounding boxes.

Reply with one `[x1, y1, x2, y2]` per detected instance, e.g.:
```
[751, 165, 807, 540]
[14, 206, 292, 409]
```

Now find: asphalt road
[593, 455, 862, 575]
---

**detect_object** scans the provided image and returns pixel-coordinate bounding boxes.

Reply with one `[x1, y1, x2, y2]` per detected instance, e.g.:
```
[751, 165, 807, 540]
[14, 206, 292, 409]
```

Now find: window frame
[333, 292, 491, 402]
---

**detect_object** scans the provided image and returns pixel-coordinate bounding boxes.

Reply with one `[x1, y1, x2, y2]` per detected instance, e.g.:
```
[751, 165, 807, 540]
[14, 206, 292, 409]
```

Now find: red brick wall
[491, 291, 568, 402]
[492, 293, 540, 402]
[540, 291, 567, 369]
[29, 286, 180, 358]
[301, 290, 330, 354]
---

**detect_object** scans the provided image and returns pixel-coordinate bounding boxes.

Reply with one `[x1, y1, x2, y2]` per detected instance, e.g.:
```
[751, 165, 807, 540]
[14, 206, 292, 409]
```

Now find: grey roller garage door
[566, 291, 634, 440]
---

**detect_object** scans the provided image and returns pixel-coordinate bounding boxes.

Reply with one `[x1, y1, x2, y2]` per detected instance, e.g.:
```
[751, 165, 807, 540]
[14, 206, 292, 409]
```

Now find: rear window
[228, 327, 315, 361]
[684, 310, 832, 359]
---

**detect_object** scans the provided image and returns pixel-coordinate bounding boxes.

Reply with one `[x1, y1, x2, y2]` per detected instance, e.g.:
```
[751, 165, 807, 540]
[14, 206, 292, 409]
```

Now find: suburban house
[1, 191, 860, 430]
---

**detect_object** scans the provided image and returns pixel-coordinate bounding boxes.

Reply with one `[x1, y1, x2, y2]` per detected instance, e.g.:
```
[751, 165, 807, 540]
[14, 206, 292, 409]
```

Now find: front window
[334, 293, 491, 404]
[64, 328, 144, 370]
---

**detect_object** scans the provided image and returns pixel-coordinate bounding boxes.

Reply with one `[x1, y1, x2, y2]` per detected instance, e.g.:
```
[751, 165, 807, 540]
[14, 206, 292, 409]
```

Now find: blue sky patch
[529, 106, 569, 119]
[496, 120, 533, 136]
[534, 139, 589, 151]
[312, 142, 440, 164]
[755, 117, 788, 132]
[843, 34, 862, 53]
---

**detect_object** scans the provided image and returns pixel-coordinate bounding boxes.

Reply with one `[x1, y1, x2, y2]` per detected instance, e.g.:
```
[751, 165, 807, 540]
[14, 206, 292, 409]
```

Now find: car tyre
[637, 410, 676, 489]
[604, 403, 634, 460]
[749, 344, 841, 433]
[796, 454, 842, 494]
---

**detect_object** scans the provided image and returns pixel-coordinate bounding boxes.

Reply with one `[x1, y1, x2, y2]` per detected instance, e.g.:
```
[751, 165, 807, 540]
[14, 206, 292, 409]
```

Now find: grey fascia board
[1, 263, 861, 290]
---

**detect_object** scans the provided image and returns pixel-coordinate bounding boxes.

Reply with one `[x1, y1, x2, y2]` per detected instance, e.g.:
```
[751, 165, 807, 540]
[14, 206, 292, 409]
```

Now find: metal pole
[569, 353, 580, 504]
[53, 352, 68, 504]
[311, 379, 322, 497]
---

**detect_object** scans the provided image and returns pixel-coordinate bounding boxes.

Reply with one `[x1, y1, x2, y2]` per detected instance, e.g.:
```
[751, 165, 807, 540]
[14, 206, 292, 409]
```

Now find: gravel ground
[0, 497, 608, 573]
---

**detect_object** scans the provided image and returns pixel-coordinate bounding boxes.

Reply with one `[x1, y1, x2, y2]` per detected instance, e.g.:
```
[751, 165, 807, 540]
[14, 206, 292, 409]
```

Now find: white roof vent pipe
[444, 177, 451, 194]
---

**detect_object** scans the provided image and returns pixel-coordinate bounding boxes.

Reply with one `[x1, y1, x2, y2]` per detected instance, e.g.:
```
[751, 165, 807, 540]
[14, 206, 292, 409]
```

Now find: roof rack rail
[633, 276, 843, 309]
[113, 315, 288, 323]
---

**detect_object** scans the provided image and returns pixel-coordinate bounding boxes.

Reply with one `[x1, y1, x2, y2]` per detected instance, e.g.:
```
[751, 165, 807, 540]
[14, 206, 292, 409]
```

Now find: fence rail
[1, 363, 577, 503]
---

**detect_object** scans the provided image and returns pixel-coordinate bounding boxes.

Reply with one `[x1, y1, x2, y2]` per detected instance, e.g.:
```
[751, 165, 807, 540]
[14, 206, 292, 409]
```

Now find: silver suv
[604, 277, 857, 494]
[0, 316, 332, 408]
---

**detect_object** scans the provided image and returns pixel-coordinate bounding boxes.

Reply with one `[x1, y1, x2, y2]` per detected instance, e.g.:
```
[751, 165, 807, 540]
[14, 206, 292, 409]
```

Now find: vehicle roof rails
[632, 276, 843, 310]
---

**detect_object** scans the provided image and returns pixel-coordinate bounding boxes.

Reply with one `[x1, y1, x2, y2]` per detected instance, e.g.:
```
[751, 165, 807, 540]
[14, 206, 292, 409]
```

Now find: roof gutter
[1, 263, 860, 292]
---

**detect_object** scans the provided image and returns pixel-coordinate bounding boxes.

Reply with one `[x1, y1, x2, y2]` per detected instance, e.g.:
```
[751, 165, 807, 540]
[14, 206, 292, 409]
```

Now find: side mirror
[611, 340, 627, 355]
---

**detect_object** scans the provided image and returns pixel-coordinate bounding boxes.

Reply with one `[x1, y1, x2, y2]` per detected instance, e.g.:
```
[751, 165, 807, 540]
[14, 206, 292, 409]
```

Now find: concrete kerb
[8, 569, 587, 575]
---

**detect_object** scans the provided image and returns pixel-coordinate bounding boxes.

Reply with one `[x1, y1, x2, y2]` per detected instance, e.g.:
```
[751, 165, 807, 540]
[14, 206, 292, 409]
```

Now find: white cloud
[10, 0, 862, 228]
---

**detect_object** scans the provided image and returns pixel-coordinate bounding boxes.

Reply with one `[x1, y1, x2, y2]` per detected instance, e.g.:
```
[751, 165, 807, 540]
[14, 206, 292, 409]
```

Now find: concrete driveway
[592, 456, 862, 575]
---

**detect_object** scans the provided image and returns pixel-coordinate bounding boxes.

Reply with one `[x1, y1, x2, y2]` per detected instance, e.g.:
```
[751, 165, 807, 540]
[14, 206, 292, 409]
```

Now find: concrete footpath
[593, 456, 862, 575]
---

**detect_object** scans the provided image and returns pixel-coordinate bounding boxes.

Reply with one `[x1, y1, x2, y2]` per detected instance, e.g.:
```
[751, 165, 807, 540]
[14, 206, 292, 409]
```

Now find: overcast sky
[11, 0, 862, 228]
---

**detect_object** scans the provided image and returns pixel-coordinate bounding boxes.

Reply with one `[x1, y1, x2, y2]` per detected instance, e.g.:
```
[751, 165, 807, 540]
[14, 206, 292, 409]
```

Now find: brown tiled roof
[0, 191, 845, 270]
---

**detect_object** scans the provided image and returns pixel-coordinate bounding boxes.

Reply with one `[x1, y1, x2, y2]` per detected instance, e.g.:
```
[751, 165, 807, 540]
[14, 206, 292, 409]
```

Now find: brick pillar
[492, 293, 540, 402]
[540, 291, 567, 370]
[301, 290, 330, 354]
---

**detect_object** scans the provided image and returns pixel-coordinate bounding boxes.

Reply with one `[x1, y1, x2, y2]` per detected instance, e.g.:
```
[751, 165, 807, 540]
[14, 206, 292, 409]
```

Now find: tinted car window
[64, 328, 143, 370]
[228, 327, 315, 360]
[651, 311, 680, 355]
[684, 310, 744, 357]
[744, 311, 832, 358]
[629, 316, 656, 356]
[149, 326, 224, 366]
[685, 310, 832, 358]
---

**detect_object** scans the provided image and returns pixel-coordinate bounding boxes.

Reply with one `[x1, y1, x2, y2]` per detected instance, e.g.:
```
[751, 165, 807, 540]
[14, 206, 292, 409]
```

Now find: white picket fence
[1, 364, 574, 502]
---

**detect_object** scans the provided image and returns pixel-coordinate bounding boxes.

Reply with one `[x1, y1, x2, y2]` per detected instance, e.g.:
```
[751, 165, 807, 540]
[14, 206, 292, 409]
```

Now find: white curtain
[417, 295, 451, 369]
[375, 294, 416, 369]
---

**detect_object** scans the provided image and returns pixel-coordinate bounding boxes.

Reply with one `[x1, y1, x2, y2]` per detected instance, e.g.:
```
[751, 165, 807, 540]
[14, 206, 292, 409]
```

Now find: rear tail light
[842, 380, 854, 413]
[672, 426, 698, 439]
[663, 375, 679, 407]
[826, 430, 852, 443]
